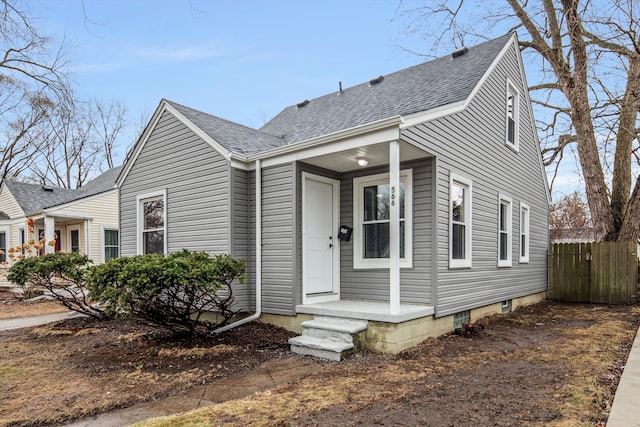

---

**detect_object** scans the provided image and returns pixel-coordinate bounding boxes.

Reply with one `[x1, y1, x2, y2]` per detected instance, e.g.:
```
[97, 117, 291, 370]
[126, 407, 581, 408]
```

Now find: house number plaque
[391, 186, 396, 207]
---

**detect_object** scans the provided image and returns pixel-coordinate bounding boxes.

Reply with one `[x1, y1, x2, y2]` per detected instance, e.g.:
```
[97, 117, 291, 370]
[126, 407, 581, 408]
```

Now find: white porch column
[389, 140, 400, 315]
[44, 216, 55, 254]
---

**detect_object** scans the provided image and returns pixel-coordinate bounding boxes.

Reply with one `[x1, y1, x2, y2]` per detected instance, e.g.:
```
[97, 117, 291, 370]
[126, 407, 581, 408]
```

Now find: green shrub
[7, 252, 107, 319]
[87, 250, 246, 335]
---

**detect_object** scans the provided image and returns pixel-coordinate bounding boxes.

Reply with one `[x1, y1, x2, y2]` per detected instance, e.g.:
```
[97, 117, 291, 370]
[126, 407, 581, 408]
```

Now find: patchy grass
[134, 302, 640, 427]
[0, 301, 637, 427]
[0, 317, 296, 427]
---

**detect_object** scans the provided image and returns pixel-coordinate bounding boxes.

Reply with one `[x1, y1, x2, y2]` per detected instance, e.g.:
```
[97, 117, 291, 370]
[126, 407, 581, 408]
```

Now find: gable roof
[119, 33, 515, 184]
[168, 101, 284, 155]
[260, 33, 513, 146]
[2, 166, 122, 215]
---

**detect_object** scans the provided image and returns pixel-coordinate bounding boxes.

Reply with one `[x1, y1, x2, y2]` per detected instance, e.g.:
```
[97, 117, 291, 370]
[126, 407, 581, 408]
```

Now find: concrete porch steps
[289, 316, 368, 361]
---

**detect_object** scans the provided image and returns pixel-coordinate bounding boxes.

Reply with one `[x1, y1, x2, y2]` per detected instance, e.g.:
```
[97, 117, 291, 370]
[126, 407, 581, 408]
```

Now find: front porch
[295, 299, 434, 323]
[289, 299, 437, 360]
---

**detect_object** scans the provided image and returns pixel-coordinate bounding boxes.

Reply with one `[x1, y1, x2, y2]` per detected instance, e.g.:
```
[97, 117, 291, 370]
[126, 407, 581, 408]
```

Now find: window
[506, 81, 519, 150]
[520, 203, 530, 263]
[104, 229, 119, 262]
[69, 228, 80, 253]
[498, 195, 512, 267]
[449, 174, 472, 268]
[353, 170, 413, 269]
[0, 231, 6, 263]
[19, 228, 25, 255]
[137, 192, 166, 255]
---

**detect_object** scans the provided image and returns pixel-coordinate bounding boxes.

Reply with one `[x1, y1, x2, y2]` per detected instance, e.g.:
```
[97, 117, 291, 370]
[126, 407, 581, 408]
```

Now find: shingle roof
[3, 166, 121, 215]
[259, 33, 513, 146]
[167, 101, 284, 155]
[160, 34, 512, 157]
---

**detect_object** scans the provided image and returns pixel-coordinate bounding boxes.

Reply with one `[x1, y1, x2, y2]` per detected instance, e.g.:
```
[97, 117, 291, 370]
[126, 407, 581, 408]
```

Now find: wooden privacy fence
[548, 241, 638, 304]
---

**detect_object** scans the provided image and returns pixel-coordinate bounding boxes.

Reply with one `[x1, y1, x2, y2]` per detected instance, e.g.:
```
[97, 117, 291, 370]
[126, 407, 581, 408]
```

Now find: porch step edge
[301, 318, 368, 334]
[289, 344, 344, 362]
[288, 335, 354, 353]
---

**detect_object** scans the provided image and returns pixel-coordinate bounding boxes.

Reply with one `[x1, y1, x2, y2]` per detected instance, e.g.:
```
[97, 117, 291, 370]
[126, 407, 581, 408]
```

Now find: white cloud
[135, 40, 230, 63]
[70, 62, 126, 74]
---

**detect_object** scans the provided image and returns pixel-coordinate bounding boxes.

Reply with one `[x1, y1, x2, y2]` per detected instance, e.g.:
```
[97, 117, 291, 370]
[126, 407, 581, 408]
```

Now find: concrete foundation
[262, 292, 548, 355]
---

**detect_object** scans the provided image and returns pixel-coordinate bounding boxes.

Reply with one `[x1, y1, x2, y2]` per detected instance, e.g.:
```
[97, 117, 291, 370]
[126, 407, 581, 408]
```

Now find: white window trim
[505, 79, 520, 152]
[100, 224, 119, 263]
[353, 169, 413, 269]
[67, 225, 81, 254]
[519, 203, 530, 263]
[0, 225, 8, 263]
[498, 194, 513, 267]
[449, 173, 472, 269]
[136, 190, 167, 255]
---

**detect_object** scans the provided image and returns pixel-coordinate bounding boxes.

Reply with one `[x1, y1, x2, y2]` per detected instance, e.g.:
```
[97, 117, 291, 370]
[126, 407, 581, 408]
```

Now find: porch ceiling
[301, 141, 432, 173]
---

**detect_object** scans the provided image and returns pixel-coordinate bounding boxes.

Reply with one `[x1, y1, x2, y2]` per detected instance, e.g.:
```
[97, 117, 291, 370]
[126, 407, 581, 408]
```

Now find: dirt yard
[1, 292, 638, 427]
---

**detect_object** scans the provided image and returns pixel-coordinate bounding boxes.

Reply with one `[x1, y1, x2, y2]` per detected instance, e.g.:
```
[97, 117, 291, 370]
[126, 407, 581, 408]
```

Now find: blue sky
[32, 0, 576, 198]
[36, 1, 423, 132]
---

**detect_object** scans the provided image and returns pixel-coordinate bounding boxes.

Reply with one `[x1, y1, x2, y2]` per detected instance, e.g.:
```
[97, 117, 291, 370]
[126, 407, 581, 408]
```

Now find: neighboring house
[0, 167, 121, 265]
[550, 228, 595, 244]
[117, 32, 550, 359]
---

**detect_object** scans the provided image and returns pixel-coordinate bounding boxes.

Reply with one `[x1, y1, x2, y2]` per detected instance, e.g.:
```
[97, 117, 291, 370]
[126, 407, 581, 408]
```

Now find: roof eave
[246, 115, 404, 162]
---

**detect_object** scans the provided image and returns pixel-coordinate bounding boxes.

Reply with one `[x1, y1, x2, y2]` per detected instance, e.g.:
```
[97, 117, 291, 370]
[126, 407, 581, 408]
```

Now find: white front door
[303, 173, 339, 302]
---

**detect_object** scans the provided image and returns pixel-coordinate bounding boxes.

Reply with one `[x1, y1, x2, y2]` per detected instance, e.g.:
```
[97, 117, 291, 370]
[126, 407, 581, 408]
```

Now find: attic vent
[42, 186, 54, 192]
[451, 46, 468, 58]
[369, 75, 384, 86]
[296, 99, 310, 108]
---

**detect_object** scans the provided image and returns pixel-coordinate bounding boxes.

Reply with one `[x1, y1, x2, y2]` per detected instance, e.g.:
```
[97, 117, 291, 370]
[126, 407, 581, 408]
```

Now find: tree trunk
[561, 0, 615, 241]
[610, 54, 640, 237]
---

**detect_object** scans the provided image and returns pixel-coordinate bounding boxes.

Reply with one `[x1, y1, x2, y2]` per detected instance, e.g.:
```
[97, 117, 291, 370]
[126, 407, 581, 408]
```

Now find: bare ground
[1, 295, 638, 427]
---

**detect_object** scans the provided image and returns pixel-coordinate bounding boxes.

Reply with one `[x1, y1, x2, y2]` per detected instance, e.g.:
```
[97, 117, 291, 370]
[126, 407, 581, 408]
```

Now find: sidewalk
[607, 324, 640, 427]
[0, 311, 73, 330]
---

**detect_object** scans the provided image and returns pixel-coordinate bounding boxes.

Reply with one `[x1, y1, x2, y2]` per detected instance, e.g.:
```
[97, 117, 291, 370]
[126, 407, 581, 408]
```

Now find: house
[116, 32, 550, 359]
[0, 167, 121, 266]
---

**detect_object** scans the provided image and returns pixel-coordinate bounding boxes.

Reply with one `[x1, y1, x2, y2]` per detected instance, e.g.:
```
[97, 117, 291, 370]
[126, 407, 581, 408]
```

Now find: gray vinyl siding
[230, 167, 250, 310]
[119, 111, 250, 309]
[250, 163, 297, 315]
[401, 43, 549, 317]
[338, 159, 433, 304]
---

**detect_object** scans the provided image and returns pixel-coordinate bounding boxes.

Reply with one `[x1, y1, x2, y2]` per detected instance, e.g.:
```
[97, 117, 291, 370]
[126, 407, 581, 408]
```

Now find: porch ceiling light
[357, 158, 369, 167]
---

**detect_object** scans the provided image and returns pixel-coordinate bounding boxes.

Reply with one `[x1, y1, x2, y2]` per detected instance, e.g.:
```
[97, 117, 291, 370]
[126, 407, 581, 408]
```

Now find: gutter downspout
[214, 159, 262, 333]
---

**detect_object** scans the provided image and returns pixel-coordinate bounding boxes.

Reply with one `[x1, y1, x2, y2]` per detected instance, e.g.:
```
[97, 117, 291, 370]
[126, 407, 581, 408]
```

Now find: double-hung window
[498, 195, 512, 267]
[137, 191, 166, 255]
[353, 170, 413, 269]
[0, 230, 6, 263]
[104, 229, 119, 262]
[506, 80, 519, 151]
[449, 174, 472, 268]
[519, 203, 530, 263]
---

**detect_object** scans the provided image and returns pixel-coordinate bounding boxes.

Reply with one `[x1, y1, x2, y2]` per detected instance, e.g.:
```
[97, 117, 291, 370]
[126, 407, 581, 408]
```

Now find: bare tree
[1, 0, 70, 182]
[27, 97, 128, 188]
[2, 1, 129, 188]
[549, 191, 592, 230]
[399, 0, 640, 241]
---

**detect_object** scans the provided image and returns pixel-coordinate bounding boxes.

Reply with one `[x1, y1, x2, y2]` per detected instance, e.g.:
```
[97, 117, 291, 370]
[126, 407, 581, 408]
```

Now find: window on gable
[353, 170, 413, 269]
[506, 82, 519, 151]
[498, 195, 512, 267]
[138, 192, 166, 255]
[520, 203, 530, 263]
[450, 174, 472, 268]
